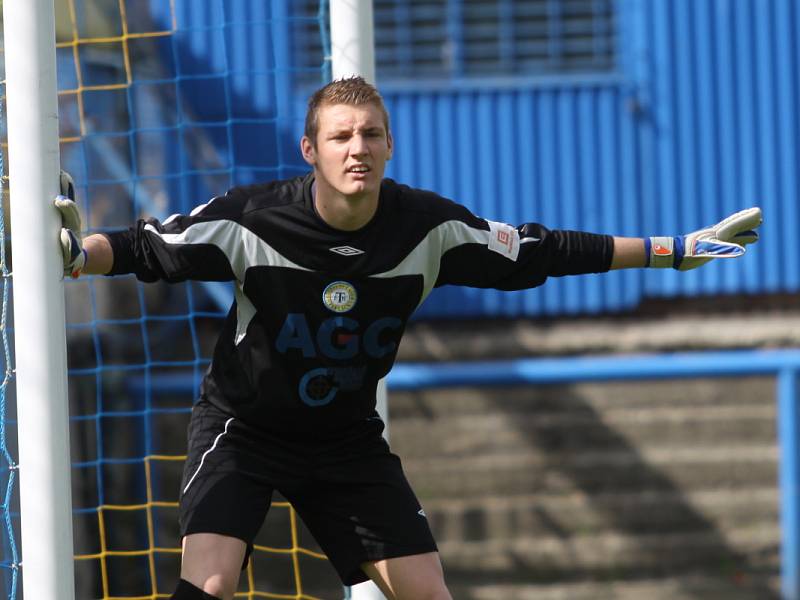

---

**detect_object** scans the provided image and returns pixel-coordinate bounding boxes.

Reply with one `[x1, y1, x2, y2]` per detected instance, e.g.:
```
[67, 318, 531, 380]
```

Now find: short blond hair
[304, 76, 390, 145]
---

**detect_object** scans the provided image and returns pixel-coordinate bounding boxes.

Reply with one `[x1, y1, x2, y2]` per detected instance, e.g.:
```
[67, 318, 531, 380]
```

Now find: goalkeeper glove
[645, 207, 762, 271]
[54, 170, 86, 278]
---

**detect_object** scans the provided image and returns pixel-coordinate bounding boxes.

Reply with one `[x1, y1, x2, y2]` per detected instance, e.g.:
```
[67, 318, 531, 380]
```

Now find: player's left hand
[54, 170, 86, 278]
[647, 207, 762, 270]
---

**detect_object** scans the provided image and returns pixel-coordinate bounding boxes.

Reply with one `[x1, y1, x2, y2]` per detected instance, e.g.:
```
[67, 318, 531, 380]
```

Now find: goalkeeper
[56, 76, 762, 600]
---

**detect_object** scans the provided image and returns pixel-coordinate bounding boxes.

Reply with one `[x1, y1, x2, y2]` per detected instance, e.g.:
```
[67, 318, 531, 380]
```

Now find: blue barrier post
[780, 368, 800, 600]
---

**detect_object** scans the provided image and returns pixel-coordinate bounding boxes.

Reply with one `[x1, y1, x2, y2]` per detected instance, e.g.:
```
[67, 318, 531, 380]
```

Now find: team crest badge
[322, 281, 357, 313]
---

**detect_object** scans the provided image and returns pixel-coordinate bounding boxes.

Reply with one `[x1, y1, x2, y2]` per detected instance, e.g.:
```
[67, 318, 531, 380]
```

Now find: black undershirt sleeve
[544, 230, 615, 276]
[104, 229, 138, 276]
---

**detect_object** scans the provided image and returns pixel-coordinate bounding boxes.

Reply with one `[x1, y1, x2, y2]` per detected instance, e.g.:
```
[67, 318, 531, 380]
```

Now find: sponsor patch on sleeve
[487, 220, 520, 261]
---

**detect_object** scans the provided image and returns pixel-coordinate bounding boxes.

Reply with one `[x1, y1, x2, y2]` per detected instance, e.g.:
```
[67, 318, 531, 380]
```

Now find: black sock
[170, 578, 223, 600]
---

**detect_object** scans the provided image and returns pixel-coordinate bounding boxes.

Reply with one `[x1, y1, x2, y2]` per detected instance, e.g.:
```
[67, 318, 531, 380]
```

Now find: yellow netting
[50, 0, 334, 597]
[73, 457, 328, 599]
[56, 0, 176, 144]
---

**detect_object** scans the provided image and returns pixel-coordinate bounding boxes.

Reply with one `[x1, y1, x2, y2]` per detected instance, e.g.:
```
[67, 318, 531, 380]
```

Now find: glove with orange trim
[646, 207, 762, 271]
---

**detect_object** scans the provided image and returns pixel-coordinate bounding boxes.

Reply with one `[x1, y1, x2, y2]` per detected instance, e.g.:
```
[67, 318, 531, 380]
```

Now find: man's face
[301, 102, 393, 200]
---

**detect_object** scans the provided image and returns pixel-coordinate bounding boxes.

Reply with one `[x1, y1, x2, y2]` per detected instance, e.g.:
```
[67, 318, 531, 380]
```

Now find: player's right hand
[647, 207, 762, 270]
[675, 207, 762, 271]
[54, 170, 86, 278]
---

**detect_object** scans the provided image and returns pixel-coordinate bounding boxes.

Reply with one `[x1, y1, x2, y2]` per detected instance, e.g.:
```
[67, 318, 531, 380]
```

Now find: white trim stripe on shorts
[183, 417, 235, 494]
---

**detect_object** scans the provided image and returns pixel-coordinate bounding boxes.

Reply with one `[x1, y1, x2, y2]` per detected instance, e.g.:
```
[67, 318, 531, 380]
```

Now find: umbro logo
[329, 246, 364, 256]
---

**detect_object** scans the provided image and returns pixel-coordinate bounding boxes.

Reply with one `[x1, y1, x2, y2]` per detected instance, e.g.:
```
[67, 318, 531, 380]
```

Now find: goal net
[1, 0, 344, 598]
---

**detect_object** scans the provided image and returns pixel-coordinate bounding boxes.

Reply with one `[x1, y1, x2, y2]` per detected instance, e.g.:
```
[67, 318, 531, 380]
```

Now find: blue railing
[390, 349, 800, 600]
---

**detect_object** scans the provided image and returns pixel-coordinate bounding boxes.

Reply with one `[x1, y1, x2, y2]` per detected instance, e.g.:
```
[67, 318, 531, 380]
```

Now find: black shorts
[178, 400, 437, 585]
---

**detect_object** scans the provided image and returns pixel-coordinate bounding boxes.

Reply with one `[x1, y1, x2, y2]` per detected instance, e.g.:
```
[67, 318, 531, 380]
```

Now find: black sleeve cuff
[549, 230, 615, 276]
[103, 229, 138, 276]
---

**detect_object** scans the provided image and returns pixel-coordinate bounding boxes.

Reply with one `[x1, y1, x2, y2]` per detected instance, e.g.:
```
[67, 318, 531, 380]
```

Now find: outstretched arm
[434, 203, 762, 292]
[55, 171, 239, 283]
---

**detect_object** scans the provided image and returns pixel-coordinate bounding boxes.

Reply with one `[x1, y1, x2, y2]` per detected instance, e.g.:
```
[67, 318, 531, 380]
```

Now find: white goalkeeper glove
[646, 207, 762, 271]
[54, 170, 86, 278]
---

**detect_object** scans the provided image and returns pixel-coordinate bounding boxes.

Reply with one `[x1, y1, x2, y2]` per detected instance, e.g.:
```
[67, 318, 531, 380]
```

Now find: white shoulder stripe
[145, 220, 309, 345]
[144, 220, 310, 281]
[373, 219, 517, 307]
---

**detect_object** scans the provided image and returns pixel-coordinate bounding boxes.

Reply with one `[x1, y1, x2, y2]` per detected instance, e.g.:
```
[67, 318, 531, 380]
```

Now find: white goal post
[328, 2, 388, 599]
[3, 0, 76, 598]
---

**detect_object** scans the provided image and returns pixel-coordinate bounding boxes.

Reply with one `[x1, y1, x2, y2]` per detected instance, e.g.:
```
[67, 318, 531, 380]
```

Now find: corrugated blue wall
[381, 0, 800, 319]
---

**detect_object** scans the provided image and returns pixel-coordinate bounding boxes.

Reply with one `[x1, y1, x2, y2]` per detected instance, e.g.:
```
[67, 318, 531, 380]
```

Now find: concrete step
[436, 524, 780, 579]
[422, 487, 779, 543]
[390, 404, 776, 459]
[398, 309, 800, 361]
[386, 373, 781, 597]
[401, 444, 778, 498]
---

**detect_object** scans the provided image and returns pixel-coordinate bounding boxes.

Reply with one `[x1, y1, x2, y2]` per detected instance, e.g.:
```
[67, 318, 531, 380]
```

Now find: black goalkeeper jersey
[105, 174, 614, 434]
